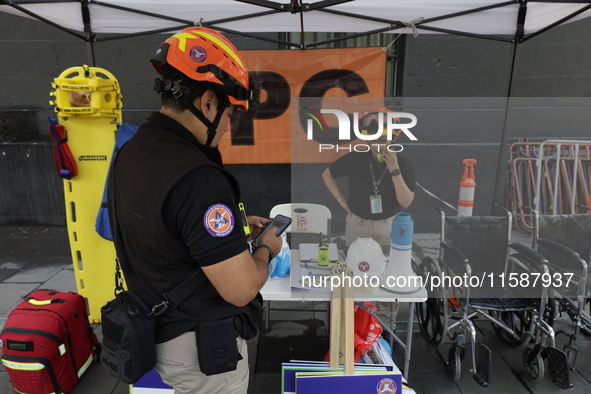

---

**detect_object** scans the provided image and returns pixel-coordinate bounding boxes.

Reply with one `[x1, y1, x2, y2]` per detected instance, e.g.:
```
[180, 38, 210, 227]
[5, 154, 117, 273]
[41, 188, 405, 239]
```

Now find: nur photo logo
[300, 107, 418, 154]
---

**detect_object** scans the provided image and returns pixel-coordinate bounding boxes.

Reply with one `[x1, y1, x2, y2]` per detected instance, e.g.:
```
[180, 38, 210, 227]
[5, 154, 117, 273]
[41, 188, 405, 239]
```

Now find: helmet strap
[179, 96, 230, 147]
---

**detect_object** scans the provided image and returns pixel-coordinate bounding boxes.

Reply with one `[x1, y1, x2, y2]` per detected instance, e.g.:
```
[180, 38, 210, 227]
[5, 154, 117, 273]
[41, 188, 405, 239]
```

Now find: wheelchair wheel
[448, 345, 463, 382]
[523, 346, 545, 382]
[490, 310, 533, 348]
[415, 257, 449, 350]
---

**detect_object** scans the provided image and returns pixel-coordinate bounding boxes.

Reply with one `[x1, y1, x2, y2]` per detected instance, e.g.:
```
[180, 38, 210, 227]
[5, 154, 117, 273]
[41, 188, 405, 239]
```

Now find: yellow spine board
[51, 65, 125, 323]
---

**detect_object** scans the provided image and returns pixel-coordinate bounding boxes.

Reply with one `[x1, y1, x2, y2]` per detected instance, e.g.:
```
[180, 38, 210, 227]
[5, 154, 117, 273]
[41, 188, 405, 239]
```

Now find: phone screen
[251, 214, 292, 248]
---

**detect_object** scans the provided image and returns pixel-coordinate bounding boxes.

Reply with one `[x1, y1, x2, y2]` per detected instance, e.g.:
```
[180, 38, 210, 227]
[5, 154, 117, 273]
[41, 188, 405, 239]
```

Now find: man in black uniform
[322, 108, 415, 249]
[110, 27, 282, 393]
[322, 107, 415, 335]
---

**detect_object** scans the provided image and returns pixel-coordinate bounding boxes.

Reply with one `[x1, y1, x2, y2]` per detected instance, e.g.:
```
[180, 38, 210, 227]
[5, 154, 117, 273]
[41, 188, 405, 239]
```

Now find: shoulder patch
[204, 203, 235, 237]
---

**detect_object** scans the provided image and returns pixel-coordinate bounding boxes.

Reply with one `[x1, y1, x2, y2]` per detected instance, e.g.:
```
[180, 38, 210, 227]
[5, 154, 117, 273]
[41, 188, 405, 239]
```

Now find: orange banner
[218, 48, 386, 164]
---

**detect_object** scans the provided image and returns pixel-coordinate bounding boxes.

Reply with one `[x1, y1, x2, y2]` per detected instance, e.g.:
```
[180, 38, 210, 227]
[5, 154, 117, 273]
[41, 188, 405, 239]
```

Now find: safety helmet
[150, 27, 262, 147]
[347, 238, 386, 294]
[360, 107, 400, 138]
[150, 27, 261, 112]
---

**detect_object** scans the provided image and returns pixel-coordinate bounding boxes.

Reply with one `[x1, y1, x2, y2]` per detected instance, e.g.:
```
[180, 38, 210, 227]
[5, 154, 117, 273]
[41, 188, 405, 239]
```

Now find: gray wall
[1, 11, 591, 232]
[397, 23, 591, 232]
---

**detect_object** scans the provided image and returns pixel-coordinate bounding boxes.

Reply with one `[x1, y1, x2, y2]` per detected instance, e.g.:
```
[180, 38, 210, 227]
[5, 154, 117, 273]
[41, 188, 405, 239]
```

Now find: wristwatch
[255, 244, 275, 263]
[390, 168, 401, 177]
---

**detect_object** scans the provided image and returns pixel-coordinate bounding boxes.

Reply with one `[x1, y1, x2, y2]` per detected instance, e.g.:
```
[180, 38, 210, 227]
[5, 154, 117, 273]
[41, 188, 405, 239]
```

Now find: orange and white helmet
[150, 27, 261, 112]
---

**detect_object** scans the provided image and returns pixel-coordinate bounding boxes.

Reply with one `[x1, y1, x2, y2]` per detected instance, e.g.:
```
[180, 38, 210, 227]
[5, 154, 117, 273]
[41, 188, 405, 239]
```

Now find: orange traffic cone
[458, 159, 477, 216]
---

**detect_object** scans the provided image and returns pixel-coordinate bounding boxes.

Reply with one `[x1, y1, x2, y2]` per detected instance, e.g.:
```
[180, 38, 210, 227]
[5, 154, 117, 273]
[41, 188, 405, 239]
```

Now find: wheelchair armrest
[509, 242, 549, 268]
[440, 241, 469, 265]
[536, 238, 581, 261]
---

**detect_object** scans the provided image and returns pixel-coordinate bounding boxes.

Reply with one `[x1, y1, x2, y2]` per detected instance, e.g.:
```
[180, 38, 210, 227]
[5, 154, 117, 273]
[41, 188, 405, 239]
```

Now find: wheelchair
[529, 206, 591, 374]
[415, 209, 569, 388]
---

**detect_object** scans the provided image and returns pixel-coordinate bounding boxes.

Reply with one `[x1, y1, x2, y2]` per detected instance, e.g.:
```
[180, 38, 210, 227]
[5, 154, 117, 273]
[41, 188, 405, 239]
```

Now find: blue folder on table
[296, 371, 402, 394]
[281, 362, 394, 394]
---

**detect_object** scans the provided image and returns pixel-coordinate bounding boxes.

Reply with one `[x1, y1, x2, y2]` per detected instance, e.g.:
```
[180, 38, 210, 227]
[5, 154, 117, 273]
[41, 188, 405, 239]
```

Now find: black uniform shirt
[113, 112, 258, 343]
[163, 166, 249, 267]
[328, 151, 415, 220]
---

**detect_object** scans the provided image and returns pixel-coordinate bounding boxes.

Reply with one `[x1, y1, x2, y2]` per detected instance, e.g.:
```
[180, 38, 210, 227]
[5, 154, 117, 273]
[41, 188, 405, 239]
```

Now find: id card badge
[370, 194, 383, 214]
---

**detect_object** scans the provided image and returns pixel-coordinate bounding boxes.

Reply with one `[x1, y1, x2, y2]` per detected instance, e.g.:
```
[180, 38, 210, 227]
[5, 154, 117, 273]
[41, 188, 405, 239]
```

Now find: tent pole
[490, 1, 526, 215]
[81, 0, 96, 66]
[86, 35, 96, 67]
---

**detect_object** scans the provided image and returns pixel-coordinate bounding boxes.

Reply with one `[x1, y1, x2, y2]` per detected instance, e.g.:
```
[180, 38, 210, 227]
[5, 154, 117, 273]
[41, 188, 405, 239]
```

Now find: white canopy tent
[2, 0, 591, 214]
[2, 0, 591, 50]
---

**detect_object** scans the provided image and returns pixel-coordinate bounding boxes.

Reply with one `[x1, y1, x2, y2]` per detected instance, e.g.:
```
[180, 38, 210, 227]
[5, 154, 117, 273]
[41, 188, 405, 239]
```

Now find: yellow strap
[77, 354, 94, 378]
[28, 299, 52, 306]
[189, 30, 244, 68]
[2, 359, 45, 371]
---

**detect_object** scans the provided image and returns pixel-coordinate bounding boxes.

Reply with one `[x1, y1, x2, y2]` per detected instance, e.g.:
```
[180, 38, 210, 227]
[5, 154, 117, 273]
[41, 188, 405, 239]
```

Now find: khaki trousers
[154, 331, 249, 394]
[345, 212, 396, 247]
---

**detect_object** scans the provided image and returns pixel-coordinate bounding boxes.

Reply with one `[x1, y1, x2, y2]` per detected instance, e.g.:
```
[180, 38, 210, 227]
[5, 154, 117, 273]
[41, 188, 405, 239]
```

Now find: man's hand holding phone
[246, 215, 270, 241]
[252, 226, 282, 264]
[251, 214, 291, 263]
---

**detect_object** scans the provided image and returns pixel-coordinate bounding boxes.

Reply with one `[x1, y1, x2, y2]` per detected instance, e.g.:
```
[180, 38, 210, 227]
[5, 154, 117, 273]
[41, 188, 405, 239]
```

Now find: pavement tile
[408, 374, 462, 394]
[475, 312, 590, 393]
[251, 373, 282, 394]
[0, 370, 18, 394]
[402, 335, 450, 377]
[3, 227, 591, 394]
[38, 268, 77, 293]
[0, 282, 42, 321]
[453, 346, 532, 394]
[69, 363, 125, 394]
[4, 261, 69, 283]
[0, 269, 20, 282]
[0, 262, 27, 270]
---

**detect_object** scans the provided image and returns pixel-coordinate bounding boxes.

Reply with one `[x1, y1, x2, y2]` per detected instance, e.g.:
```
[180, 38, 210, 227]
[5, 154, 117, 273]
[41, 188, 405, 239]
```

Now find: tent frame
[6, 0, 591, 52]
[3, 0, 591, 214]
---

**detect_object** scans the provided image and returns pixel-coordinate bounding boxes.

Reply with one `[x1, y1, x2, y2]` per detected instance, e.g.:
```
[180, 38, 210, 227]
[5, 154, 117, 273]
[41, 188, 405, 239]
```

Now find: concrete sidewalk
[1, 226, 591, 393]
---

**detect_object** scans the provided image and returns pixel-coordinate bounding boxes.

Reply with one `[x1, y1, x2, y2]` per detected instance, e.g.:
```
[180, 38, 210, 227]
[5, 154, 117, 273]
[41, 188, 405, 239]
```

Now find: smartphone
[376, 153, 385, 163]
[251, 214, 292, 248]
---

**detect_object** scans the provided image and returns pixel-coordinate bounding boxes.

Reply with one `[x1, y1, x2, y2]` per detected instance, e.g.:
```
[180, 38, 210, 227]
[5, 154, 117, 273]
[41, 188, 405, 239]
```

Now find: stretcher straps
[48, 117, 78, 179]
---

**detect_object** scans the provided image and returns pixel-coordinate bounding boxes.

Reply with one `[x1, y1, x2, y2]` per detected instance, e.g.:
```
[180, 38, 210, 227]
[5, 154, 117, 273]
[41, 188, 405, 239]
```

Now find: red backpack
[0, 290, 100, 394]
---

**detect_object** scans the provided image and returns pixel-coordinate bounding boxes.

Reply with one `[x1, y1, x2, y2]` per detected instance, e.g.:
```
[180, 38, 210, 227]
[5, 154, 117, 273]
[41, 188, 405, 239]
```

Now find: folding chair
[270, 203, 332, 241]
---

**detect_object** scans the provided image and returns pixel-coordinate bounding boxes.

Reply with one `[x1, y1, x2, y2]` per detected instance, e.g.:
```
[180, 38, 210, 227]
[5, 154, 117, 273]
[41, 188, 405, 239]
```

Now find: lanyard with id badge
[369, 157, 389, 214]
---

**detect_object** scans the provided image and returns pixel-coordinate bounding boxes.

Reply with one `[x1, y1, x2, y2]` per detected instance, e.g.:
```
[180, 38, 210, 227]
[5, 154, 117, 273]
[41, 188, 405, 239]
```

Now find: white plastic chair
[270, 203, 332, 238]
[265, 203, 332, 331]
